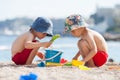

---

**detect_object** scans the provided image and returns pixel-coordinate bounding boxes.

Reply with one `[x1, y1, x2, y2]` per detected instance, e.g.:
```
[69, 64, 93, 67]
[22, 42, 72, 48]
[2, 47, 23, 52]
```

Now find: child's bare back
[82, 29, 108, 53]
[11, 32, 33, 57]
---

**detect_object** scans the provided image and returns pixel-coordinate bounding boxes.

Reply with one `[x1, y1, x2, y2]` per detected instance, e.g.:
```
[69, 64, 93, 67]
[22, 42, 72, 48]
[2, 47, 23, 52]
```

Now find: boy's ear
[71, 27, 79, 31]
[70, 30, 75, 34]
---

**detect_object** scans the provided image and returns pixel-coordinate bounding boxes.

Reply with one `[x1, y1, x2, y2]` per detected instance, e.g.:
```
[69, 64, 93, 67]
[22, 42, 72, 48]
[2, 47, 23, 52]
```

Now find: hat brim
[46, 34, 53, 37]
[71, 23, 88, 31]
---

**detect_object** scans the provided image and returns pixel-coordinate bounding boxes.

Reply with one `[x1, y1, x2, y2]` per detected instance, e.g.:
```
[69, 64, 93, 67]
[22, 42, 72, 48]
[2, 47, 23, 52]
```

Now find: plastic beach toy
[37, 49, 63, 67]
[45, 49, 62, 63]
[46, 62, 62, 66]
[79, 65, 90, 70]
[50, 34, 60, 42]
[72, 60, 84, 67]
[60, 58, 68, 64]
[37, 62, 46, 67]
[37, 52, 44, 59]
[19, 73, 38, 80]
[72, 60, 90, 70]
[64, 62, 72, 66]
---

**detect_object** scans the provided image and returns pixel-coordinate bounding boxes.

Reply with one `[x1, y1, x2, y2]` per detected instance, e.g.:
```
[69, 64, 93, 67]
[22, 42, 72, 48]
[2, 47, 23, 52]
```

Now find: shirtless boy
[11, 17, 53, 65]
[64, 14, 108, 67]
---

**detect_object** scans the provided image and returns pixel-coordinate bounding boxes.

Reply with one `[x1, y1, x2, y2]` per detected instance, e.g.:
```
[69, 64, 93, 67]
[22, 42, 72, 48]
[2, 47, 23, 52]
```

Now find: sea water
[0, 35, 120, 62]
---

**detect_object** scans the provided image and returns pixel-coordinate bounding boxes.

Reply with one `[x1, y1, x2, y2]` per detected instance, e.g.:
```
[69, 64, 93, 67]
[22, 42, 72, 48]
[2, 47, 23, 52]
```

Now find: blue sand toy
[37, 62, 46, 67]
[45, 49, 62, 63]
[37, 34, 61, 67]
[37, 49, 63, 67]
[19, 73, 38, 80]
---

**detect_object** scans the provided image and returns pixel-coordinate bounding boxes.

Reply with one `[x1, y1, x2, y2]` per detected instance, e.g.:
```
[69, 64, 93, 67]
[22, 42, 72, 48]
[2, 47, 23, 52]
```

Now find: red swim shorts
[12, 40, 37, 65]
[93, 51, 108, 67]
[12, 48, 33, 65]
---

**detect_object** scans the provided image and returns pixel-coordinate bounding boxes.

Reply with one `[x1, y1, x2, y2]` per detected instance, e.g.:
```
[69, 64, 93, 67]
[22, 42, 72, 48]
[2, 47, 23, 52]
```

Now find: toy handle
[38, 51, 62, 61]
[50, 34, 60, 42]
[45, 51, 62, 61]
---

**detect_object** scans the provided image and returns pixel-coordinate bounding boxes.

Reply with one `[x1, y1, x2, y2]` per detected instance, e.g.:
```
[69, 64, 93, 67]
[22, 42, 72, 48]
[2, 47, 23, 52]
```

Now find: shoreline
[0, 62, 120, 80]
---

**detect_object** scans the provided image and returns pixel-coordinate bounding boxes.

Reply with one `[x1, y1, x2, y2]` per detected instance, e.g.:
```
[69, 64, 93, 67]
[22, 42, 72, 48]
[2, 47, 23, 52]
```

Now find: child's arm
[25, 34, 60, 49]
[72, 51, 81, 60]
[81, 35, 97, 62]
[25, 41, 52, 49]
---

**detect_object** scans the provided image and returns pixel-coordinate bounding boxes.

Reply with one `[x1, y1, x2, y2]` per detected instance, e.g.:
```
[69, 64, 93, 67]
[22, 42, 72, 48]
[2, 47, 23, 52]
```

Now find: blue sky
[0, 0, 120, 20]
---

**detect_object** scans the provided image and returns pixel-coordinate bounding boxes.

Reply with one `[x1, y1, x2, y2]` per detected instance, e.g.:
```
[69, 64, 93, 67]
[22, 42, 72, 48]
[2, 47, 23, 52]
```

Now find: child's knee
[32, 47, 40, 52]
[78, 39, 88, 48]
[35, 47, 40, 50]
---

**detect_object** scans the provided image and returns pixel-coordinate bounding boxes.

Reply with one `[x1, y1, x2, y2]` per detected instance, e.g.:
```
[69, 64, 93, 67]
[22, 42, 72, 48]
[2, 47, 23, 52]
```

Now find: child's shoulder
[89, 29, 102, 36]
[17, 32, 31, 39]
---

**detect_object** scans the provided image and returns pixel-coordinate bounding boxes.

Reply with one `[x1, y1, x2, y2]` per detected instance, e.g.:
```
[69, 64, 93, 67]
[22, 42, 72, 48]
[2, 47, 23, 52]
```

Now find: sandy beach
[0, 62, 120, 80]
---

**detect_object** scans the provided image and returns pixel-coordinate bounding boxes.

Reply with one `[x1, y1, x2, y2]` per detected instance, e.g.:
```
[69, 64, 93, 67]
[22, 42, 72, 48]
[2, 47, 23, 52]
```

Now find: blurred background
[0, 0, 120, 62]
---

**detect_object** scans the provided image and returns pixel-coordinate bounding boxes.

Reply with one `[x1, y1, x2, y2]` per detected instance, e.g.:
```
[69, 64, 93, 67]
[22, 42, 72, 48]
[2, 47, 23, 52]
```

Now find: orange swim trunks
[93, 51, 108, 67]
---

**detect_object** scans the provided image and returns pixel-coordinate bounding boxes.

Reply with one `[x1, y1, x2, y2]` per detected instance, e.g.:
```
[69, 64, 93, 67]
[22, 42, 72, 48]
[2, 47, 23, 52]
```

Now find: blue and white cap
[31, 17, 53, 36]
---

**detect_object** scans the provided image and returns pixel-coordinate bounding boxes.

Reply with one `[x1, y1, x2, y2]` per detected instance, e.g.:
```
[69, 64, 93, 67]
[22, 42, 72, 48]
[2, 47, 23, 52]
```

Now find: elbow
[92, 49, 97, 55]
[24, 43, 31, 49]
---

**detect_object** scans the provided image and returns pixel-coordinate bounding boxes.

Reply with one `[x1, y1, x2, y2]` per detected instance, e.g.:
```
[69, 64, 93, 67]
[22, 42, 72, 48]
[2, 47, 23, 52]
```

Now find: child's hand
[72, 57, 78, 60]
[43, 42, 52, 48]
[43, 34, 60, 48]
